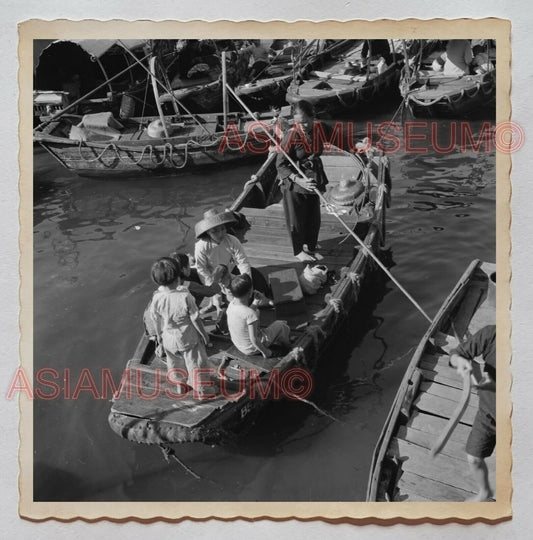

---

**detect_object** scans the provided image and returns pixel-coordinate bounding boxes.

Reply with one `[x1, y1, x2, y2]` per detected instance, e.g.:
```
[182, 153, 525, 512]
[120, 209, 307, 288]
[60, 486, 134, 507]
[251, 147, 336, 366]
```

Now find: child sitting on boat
[210, 263, 273, 337]
[148, 257, 215, 398]
[227, 274, 290, 358]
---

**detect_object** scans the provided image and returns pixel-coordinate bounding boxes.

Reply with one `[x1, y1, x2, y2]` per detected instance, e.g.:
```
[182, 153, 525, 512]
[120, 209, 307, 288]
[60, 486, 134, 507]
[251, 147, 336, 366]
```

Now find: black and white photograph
[19, 18, 511, 522]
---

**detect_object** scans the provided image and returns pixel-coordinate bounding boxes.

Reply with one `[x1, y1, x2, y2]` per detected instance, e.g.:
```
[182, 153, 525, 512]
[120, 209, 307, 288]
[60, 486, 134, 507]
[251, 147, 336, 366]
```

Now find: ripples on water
[33, 117, 495, 501]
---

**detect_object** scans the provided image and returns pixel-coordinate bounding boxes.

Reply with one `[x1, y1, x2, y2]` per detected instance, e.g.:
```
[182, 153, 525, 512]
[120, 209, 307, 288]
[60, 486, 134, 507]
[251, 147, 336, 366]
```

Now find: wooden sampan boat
[108, 144, 391, 445]
[366, 259, 496, 501]
[234, 39, 360, 111]
[33, 110, 281, 178]
[403, 71, 495, 118]
[285, 40, 402, 117]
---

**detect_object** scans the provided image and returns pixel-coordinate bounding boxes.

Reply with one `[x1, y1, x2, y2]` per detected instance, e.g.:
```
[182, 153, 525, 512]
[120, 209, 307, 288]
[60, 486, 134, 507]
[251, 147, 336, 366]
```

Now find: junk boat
[366, 259, 496, 501]
[108, 143, 391, 445]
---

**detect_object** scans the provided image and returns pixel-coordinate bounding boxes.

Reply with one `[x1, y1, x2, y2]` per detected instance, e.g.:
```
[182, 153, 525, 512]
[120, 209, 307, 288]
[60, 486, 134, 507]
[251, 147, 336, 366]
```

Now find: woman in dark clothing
[276, 100, 329, 262]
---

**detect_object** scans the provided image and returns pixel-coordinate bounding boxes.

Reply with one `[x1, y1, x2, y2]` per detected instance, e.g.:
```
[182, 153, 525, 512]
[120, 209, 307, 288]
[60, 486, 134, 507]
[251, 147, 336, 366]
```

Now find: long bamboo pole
[221, 50, 228, 131]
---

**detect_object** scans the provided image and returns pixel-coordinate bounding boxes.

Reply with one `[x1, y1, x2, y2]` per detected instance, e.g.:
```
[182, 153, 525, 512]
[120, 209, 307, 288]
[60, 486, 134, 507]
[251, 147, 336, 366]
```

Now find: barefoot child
[148, 257, 215, 397]
[227, 274, 290, 358]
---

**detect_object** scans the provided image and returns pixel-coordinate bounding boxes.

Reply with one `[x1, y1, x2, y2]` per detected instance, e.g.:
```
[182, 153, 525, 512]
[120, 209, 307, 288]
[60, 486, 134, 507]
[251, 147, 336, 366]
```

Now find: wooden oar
[229, 150, 277, 211]
[430, 371, 472, 457]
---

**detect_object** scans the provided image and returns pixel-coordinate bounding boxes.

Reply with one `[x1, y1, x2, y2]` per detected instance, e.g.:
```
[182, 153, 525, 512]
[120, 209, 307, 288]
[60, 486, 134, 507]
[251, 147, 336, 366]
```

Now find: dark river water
[33, 113, 495, 502]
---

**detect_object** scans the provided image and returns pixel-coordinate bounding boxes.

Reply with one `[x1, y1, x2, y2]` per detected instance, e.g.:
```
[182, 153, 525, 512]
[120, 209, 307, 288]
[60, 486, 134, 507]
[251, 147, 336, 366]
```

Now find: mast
[221, 50, 228, 130]
[149, 55, 170, 138]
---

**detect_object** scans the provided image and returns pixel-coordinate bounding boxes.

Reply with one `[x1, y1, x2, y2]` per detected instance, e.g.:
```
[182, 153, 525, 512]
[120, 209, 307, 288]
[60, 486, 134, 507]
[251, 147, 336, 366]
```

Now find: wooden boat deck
[110, 202, 371, 436]
[239, 202, 362, 332]
[109, 145, 388, 444]
[392, 351, 496, 501]
[368, 261, 497, 501]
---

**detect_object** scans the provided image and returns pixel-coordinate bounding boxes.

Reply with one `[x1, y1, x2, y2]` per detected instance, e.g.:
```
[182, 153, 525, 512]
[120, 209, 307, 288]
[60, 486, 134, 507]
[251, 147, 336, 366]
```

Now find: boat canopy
[34, 39, 149, 95]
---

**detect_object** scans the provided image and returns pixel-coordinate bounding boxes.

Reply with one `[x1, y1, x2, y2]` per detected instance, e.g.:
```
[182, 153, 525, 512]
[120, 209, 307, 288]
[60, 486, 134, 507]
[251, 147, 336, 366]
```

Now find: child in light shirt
[149, 257, 215, 398]
[226, 274, 290, 358]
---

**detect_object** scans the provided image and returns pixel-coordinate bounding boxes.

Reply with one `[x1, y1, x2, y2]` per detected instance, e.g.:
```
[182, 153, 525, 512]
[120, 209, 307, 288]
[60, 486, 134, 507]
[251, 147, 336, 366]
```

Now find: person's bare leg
[465, 453, 493, 501]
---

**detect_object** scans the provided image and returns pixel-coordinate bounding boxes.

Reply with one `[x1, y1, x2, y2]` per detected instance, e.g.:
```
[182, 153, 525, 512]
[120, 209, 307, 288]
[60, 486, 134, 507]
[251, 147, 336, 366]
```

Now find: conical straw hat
[195, 208, 237, 238]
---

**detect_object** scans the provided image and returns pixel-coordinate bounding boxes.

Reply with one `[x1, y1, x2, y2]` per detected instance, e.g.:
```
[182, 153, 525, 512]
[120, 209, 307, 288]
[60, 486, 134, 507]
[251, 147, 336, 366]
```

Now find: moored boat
[234, 39, 360, 111]
[33, 109, 283, 178]
[286, 40, 403, 118]
[108, 143, 391, 445]
[366, 259, 496, 502]
[403, 71, 495, 118]
[401, 40, 496, 118]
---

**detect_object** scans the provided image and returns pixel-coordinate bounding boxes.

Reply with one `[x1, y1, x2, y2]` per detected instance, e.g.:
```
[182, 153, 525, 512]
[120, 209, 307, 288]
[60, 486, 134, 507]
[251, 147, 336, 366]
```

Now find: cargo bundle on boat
[108, 143, 391, 445]
[366, 260, 496, 502]
[286, 40, 403, 117]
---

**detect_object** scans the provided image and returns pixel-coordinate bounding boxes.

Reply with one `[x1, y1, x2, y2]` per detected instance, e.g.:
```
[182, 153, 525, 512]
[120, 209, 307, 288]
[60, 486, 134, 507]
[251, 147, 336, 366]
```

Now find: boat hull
[366, 260, 497, 502]
[36, 137, 259, 178]
[286, 64, 402, 117]
[405, 71, 495, 118]
[108, 147, 391, 445]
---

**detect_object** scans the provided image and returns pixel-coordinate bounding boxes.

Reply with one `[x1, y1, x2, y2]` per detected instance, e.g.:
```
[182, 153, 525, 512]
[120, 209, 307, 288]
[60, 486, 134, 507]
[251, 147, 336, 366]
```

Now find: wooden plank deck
[390, 344, 496, 501]
[112, 201, 364, 428]
[240, 202, 362, 324]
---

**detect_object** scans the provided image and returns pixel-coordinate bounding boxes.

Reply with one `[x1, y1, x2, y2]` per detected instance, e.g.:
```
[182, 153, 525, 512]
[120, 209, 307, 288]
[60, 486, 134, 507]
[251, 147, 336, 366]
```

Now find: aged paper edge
[18, 18, 512, 523]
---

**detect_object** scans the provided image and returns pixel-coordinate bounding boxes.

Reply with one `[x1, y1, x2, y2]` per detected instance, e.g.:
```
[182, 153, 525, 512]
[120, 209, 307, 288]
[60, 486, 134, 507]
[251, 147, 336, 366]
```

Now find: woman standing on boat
[276, 100, 329, 262]
[194, 208, 268, 294]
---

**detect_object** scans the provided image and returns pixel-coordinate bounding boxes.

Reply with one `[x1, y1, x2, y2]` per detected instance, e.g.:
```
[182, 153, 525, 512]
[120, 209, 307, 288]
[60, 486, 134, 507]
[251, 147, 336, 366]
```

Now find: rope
[326, 295, 345, 316]
[76, 141, 116, 163]
[480, 78, 495, 95]
[166, 142, 189, 169]
[343, 270, 361, 289]
[335, 89, 352, 108]
[76, 139, 190, 169]
[407, 93, 447, 107]
[449, 89, 465, 104]
[159, 443, 202, 479]
[465, 83, 481, 99]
